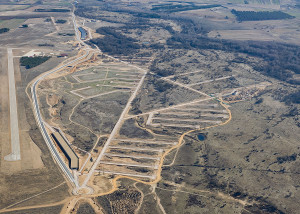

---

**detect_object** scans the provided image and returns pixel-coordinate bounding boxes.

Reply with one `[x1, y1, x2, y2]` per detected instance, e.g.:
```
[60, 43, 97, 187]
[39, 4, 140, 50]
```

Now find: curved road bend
[31, 50, 90, 185]
[29, 6, 91, 186]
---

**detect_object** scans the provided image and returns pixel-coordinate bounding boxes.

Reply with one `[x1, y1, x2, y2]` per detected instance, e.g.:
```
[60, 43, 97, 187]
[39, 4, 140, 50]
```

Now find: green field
[0, 5, 29, 12]
[287, 9, 300, 18]
[0, 19, 26, 29]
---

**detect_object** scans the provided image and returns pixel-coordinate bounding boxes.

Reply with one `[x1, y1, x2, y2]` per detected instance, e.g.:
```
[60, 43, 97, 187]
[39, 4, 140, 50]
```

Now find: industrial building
[51, 132, 79, 170]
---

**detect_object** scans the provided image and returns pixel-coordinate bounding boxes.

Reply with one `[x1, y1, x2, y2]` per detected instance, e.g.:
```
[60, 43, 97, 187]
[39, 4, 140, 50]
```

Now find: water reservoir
[78, 27, 87, 40]
[197, 133, 206, 141]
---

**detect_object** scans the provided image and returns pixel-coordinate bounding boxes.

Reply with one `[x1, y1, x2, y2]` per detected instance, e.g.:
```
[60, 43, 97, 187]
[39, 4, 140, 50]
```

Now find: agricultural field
[0, 19, 25, 29]
[0, 5, 29, 12]
[0, 0, 39, 4]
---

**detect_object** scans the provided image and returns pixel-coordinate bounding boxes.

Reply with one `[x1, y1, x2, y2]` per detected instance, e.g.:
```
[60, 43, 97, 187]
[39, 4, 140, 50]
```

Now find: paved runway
[4, 48, 21, 161]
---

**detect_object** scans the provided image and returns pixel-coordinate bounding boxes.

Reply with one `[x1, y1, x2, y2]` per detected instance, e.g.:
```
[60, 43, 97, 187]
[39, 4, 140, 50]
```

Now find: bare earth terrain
[0, 0, 299, 213]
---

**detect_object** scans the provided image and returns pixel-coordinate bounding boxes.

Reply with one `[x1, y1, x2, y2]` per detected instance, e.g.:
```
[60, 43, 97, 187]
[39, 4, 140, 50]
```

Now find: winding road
[29, 6, 91, 186]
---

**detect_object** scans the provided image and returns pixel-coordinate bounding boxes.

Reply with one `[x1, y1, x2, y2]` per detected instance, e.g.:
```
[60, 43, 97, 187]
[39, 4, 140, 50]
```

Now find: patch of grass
[0, 19, 25, 29]
[0, 5, 29, 12]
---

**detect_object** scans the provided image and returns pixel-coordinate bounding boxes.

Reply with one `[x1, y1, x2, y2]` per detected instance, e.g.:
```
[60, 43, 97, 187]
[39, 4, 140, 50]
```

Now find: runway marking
[4, 48, 21, 161]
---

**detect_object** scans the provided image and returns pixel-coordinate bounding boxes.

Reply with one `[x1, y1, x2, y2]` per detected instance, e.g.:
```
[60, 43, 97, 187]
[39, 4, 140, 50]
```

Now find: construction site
[0, 0, 299, 213]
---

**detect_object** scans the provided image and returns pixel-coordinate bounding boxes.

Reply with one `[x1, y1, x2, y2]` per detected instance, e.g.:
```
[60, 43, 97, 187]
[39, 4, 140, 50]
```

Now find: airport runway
[4, 48, 21, 161]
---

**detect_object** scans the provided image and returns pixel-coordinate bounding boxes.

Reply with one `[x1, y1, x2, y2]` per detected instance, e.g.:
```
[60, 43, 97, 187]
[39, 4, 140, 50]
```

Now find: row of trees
[0, 28, 9, 34]
[151, 4, 221, 13]
[55, 19, 67, 24]
[231, 9, 294, 21]
[38, 43, 54, 47]
[35, 8, 70, 12]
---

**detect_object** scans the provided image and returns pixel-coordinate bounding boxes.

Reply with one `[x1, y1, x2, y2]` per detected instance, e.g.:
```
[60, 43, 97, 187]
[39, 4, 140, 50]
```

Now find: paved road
[4, 48, 21, 161]
[29, 7, 91, 185]
[31, 50, 90, 185]
[82, 54, 149, 187]
[72, 10, 85, 47]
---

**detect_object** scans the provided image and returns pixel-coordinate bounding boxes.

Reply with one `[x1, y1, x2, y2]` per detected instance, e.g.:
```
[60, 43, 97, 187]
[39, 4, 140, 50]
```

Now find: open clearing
[0, 19, 25, 29]
[0, 5, 29, 12]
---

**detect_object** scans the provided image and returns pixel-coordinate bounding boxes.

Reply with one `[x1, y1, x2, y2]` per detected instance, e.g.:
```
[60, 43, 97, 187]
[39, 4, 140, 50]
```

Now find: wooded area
[20, 56, 51, 69]
[0, 28, 9, 34]
[90, 27, 140, 55]
[151, 4, 221, 13]
[231, 9, 294, 21]
[34, 8, 70, 12]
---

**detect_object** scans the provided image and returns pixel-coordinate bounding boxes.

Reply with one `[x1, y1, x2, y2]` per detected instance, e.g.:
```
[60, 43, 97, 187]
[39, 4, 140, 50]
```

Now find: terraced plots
[36, 61, 146, 154]
[70, 63, 144, 99]
[146, 99, 229, 130]
[89, 65, 268, 182]
[113, 55, 154, 69]
[164, 69, 266, 96]
[96, 138, 177, 180]
[127, 98, 229, 131]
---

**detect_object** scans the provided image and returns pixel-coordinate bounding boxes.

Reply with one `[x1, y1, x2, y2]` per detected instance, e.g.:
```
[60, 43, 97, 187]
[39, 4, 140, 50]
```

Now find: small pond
[197, 133, 206, 141]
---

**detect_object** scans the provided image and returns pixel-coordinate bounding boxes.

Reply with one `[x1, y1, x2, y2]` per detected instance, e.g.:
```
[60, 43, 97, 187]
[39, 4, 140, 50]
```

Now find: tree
[0, 28, 9, 34]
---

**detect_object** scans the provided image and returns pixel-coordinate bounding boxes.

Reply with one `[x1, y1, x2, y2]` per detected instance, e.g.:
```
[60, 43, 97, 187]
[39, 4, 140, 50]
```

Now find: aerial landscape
[0, 0, 299, 213]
